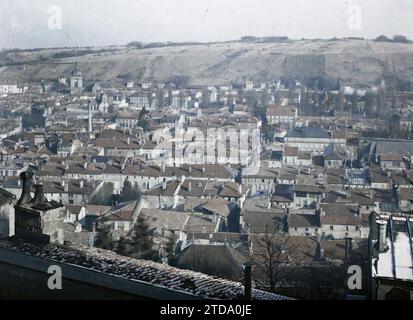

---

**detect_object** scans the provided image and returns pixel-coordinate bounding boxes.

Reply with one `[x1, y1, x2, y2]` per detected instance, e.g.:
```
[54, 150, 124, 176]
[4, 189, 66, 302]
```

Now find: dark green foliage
[262, 124, 275, 142]
[138, 107, 150, 132]
[95, 225, 114, 250]
[114, 236, 128, 256]
[115, 217, 157, 261]
[164, 234, 178, 264]
[120, 179, 141, 203]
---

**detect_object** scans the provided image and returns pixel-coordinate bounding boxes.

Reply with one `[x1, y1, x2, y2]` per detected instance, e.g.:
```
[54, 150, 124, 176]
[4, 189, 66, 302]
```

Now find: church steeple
[70, 62, 83, 95]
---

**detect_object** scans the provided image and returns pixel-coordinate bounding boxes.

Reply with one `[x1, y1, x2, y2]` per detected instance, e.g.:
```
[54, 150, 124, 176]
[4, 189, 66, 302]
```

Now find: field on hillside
[1, 39, 412, 86]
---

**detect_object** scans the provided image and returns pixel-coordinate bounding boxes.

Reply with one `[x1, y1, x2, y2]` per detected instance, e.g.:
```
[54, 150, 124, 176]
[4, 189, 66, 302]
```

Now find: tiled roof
[0, 239, 291, 300]
[288, 214, 319, 228]
[320, 204, 368, 226]
[0, 187, 15, 206]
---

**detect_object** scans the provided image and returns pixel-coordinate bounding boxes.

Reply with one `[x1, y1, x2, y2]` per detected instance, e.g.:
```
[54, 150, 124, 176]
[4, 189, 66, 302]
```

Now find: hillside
[1, 39, 413, 87]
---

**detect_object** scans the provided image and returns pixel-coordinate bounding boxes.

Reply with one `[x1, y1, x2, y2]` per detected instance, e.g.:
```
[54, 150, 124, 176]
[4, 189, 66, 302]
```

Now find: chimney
[239, 184, 243, 194]
[17, 172, 33, 205]
[127, 137, 131, 145]
[345, 237, 353, 260]
[317, 238, 324, 260]
[202, 167, 206, 173]
[33, 183, 47, 205]
[242, 262, 253, 300]
[92, 222, 97, 233]
[84, 162, 88, 170]
[188, 182, 192, 193]
[162, 181, 167, 190]
[189, 166, 192, 175]
[79, 180, 84, 189]
[377, 220, 388, 252]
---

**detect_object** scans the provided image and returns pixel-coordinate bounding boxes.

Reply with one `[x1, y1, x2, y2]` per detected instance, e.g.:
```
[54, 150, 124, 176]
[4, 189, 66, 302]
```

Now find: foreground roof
[0, 239, 291, 300]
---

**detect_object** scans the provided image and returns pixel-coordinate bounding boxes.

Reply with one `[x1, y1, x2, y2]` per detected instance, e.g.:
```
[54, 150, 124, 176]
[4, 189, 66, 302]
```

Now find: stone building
[70, 63, 83, 95]
[14, 172, 65, 244]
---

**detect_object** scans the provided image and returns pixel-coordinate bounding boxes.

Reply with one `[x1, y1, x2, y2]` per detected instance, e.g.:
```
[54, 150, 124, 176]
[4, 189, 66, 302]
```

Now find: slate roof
[286, 126, 330, 139]
[372, 139, 413, 156]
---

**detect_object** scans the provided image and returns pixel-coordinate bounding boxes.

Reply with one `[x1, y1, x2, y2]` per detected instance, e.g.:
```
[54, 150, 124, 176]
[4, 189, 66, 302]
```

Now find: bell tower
[70, 62, 83, 95]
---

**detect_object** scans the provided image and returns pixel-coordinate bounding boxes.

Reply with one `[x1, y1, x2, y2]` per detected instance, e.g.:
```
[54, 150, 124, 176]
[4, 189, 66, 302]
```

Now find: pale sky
[0, 0, 412, 49]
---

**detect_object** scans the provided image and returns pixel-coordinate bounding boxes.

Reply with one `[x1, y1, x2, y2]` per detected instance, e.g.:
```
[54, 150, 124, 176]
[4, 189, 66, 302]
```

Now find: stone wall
[0, 246, 203, 300]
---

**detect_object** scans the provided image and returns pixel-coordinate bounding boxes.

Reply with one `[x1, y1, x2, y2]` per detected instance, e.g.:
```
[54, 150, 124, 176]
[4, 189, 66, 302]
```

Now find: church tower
[70, 63, 83, 95]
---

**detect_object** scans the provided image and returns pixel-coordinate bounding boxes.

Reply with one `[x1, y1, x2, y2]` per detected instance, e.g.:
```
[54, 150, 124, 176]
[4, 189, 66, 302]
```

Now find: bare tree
[250, 227, 302, 292]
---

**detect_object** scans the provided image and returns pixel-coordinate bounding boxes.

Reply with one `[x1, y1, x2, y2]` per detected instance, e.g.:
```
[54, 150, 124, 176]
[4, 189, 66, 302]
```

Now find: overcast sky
[0, 0, 412, 49]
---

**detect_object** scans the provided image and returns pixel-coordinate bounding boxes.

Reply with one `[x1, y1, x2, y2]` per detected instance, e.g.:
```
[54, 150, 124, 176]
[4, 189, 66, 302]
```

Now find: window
[330, 226, 334, 231]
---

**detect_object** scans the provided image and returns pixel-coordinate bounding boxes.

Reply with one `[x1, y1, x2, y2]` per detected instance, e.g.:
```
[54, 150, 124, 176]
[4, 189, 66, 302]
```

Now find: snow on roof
[373, 220, 413, 281]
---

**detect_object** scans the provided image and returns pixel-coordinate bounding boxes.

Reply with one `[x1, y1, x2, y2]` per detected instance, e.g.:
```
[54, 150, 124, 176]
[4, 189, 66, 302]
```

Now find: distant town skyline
[0, 0, 412, 49]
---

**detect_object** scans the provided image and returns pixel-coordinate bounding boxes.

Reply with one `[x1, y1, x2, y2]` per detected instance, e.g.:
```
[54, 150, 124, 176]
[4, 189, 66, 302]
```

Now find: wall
[0, 204, 15, 237]
[0, 247, 206, 300]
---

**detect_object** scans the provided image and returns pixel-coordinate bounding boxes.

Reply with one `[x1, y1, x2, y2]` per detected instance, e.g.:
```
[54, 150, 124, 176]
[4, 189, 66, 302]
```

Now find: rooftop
[0, 239, 290, 300]
[373, 218, 413, 282]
